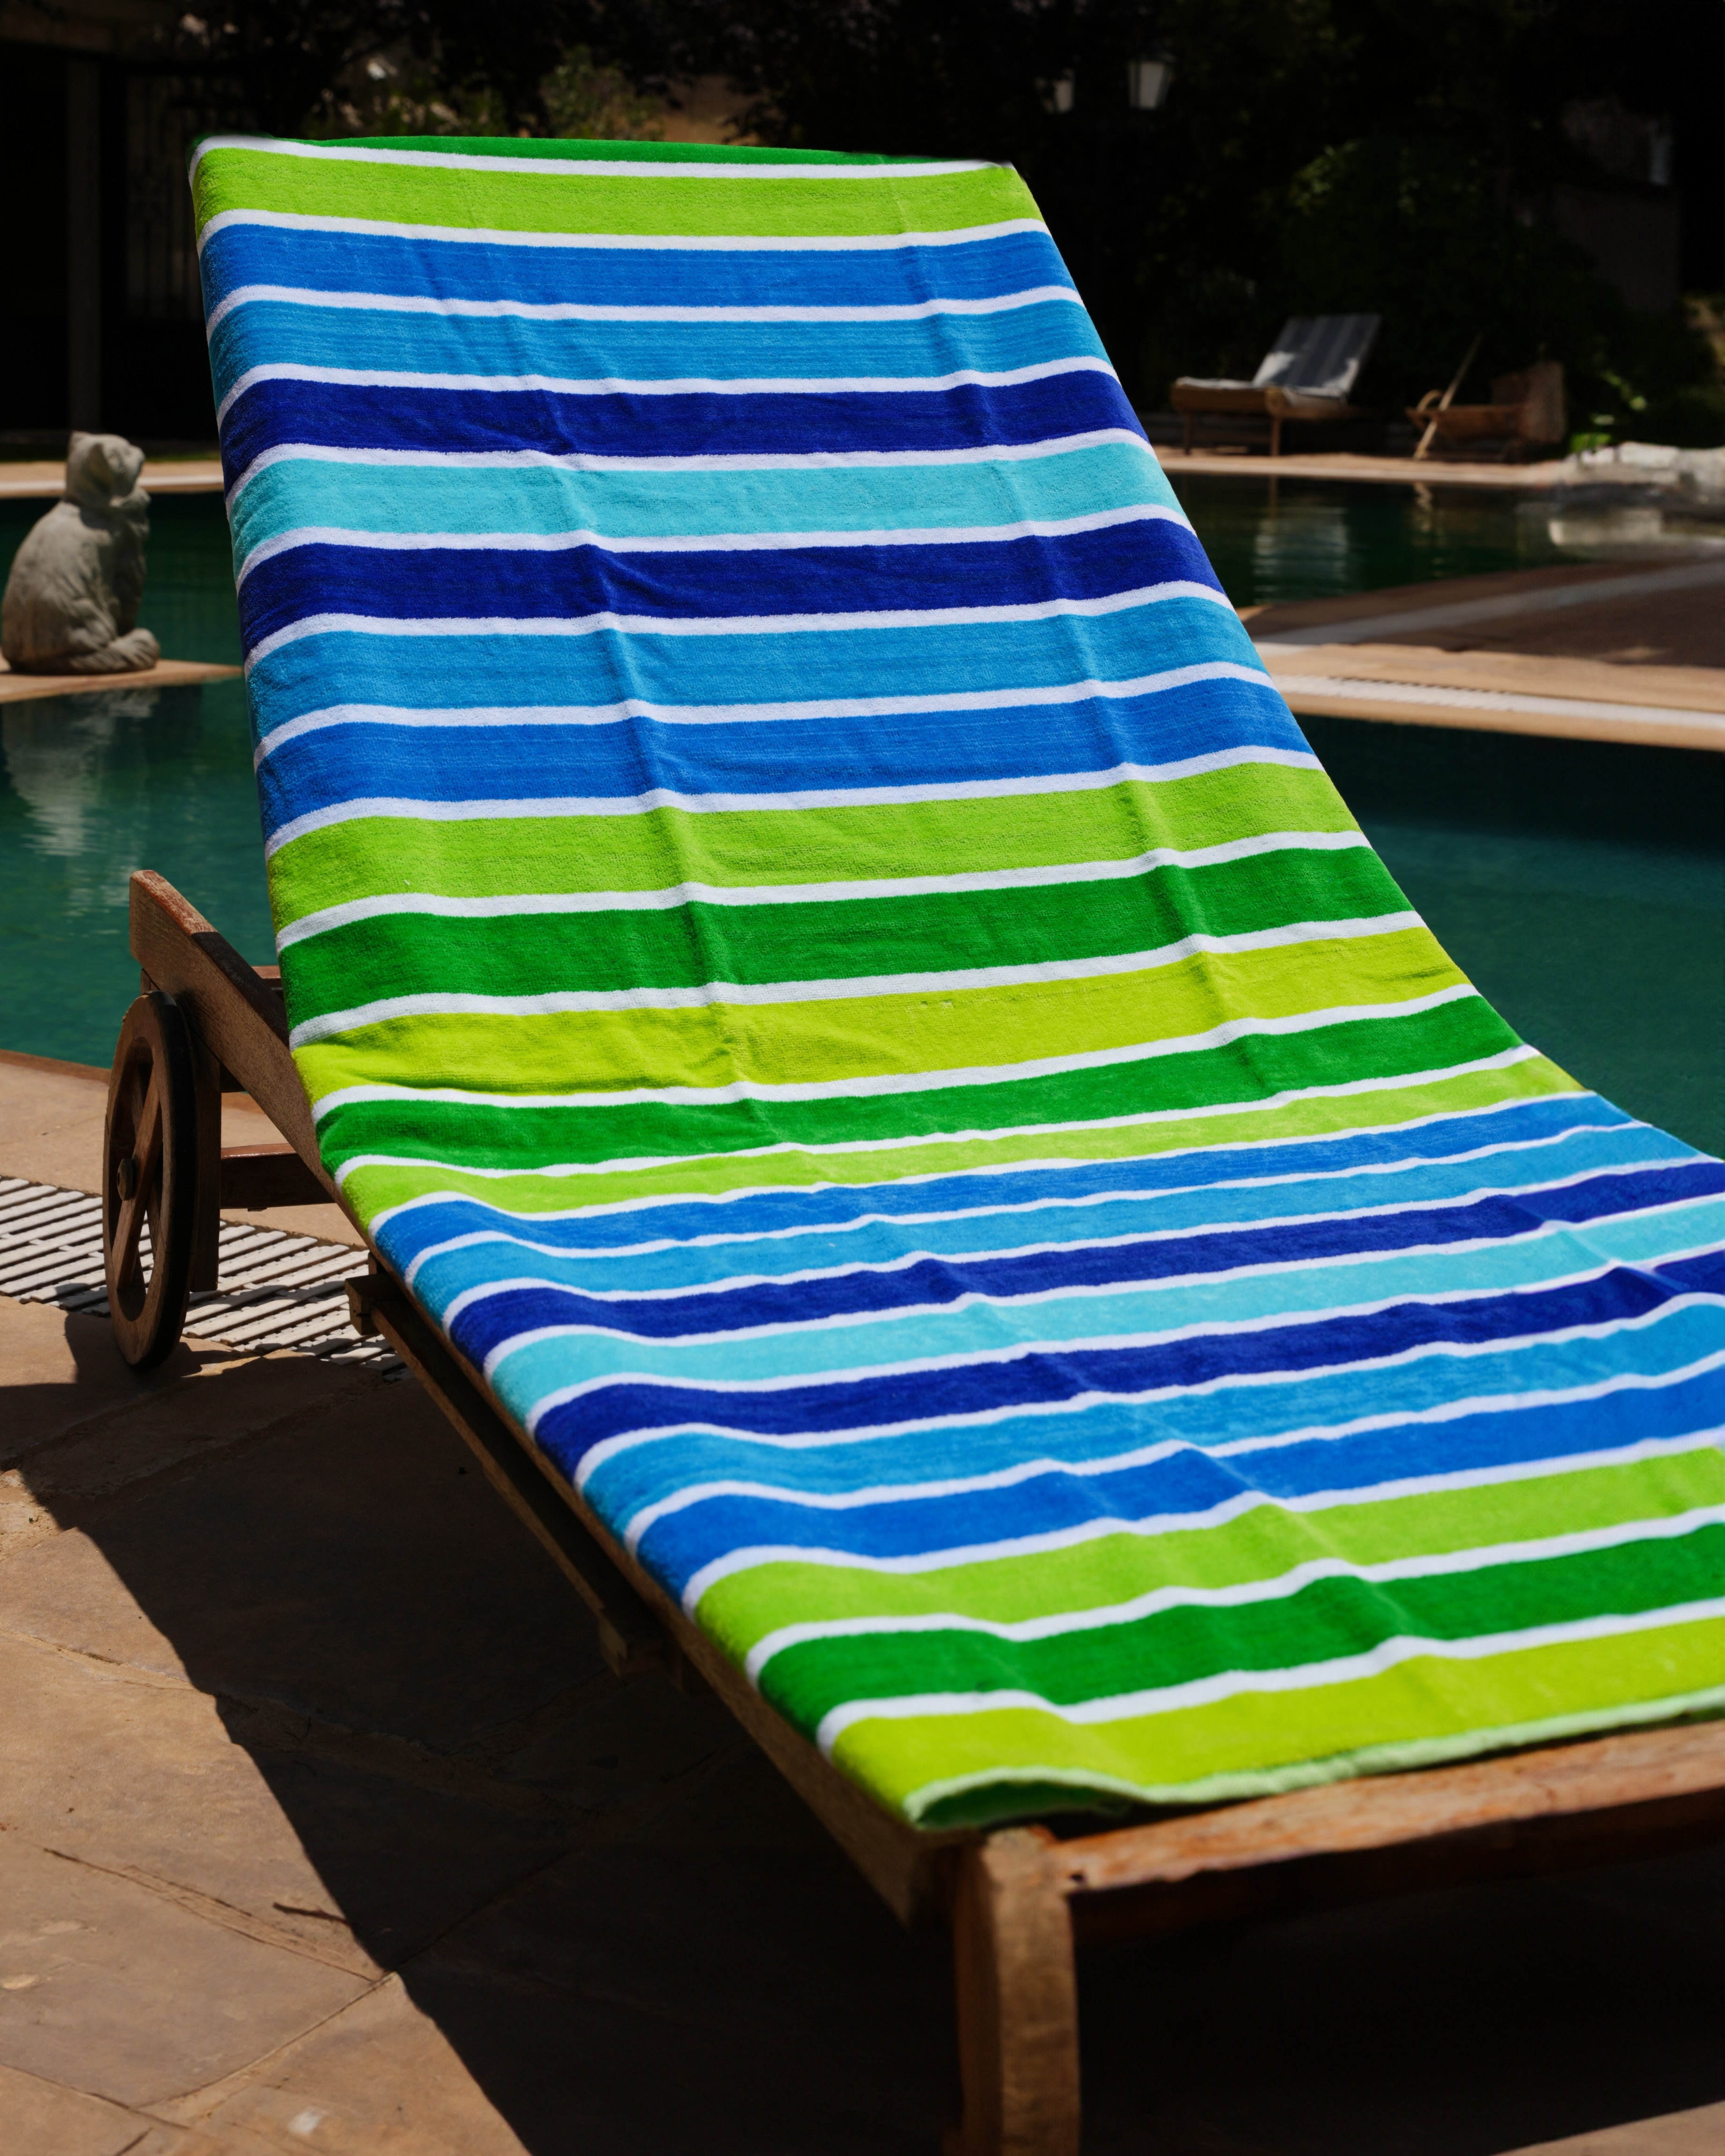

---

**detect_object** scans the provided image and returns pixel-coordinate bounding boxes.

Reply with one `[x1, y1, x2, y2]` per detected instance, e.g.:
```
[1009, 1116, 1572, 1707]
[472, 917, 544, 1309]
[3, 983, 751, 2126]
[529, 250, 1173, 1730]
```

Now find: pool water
[1167, 474, 1568, 609]
[2, 488, 1721, 1157]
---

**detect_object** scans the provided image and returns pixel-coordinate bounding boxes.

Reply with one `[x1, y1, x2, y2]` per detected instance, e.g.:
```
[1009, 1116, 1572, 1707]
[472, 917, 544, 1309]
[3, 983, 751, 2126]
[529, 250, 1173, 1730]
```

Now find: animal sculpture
[1, 433, 160, 675]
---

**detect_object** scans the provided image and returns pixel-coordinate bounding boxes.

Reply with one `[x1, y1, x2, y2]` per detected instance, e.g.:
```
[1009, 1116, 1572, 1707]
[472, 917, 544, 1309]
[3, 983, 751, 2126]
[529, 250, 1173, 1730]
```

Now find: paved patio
[2, 1052, 1722, 2154]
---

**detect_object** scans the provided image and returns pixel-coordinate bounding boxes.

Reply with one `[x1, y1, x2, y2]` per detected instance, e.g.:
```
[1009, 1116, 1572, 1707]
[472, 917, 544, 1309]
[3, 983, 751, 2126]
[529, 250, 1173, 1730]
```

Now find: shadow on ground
[4, 1308, 1722, 2153]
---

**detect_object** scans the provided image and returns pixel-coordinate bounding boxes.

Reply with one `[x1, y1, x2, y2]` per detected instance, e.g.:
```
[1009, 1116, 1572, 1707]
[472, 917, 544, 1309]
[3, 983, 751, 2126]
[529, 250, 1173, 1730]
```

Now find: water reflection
[0, 680, 274, 1066]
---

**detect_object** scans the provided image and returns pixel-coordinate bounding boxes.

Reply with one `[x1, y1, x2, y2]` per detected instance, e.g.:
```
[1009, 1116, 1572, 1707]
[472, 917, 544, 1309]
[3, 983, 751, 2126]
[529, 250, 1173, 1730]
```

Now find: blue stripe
[257, 676, 1294, 833]
[400, 1130, 1698, 1312]
[630, 1366, 1725, 1591]
[249, 599, 1274, 753]
[237, 521, 1222, 649]
[528, 1266, 1701, 1465]
[374, 1098, 1644, 1275]
[220, 369, 1143, 488]
[210, 297, 1104, 407]
[446, 1166, 1725, 1357]
[200, 224, 1077, 313]
[583, 1313, 1725, 1519]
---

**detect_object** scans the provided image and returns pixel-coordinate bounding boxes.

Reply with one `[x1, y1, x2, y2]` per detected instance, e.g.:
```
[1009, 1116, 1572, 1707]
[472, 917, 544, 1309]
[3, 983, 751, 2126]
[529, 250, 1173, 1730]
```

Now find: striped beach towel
[196, 132, 1725, 1830]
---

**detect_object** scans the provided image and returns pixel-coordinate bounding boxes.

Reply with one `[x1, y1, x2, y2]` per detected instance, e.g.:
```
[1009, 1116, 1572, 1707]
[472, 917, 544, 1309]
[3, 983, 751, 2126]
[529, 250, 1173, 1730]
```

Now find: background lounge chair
[1172, 312, 1382, 455]
[1410, 359, 1567, 461]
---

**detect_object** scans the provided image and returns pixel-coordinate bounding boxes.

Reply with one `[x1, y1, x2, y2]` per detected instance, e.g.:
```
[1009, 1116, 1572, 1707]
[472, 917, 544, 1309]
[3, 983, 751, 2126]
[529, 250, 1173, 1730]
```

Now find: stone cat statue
[1, 432, 161, 675]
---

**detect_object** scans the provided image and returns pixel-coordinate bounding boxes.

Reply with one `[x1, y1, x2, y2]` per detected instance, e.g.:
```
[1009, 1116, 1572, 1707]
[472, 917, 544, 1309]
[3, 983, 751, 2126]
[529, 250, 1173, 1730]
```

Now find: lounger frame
[107, 867, 1725, 2155]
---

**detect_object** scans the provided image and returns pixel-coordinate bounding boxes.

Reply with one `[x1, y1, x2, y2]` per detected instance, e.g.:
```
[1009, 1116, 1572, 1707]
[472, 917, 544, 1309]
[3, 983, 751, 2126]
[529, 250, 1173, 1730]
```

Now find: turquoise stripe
[486, 1195, 1725, 1399]
[229, 440, 1180, 563]
[211, 298, 1107, 407]
[248, 595, 1267, 735]
[566, 1297, 1725, 1471]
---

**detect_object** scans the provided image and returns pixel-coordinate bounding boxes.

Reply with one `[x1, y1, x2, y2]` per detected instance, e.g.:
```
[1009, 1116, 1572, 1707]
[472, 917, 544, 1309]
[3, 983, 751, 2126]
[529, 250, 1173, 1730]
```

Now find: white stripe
[264, 746, 1312, 859]
[811, 1598, 1725, 1750]
[254, 660, 1267, 768]
[215, 352, 1111, 428]
[309, 980, 1475, 1118]
[745, 1508, 1725, 1679]
[198, 207, 1051, 257]
[334, 1044, 1543, 1188]
[191, 134, 994, 182]
[275, 831, 1371, 949]
[235, 501, 1189, 589]
[226, 427, 1156, 505]
[243, 578, 1233, 669]
[207, 280, 1084, 336]
[389, 1105, 1638, 1270]
[288, 911, 1422, 1046]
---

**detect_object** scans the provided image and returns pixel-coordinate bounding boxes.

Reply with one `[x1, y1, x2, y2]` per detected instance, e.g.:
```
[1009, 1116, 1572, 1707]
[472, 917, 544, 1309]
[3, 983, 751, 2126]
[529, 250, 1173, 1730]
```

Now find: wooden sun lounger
[106, 866, 1725, 2154]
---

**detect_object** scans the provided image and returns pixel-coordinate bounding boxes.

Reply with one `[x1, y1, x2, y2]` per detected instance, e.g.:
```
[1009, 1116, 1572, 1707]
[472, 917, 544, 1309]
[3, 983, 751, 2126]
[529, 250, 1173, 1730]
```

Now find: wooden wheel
[103, 991, 199, 1368]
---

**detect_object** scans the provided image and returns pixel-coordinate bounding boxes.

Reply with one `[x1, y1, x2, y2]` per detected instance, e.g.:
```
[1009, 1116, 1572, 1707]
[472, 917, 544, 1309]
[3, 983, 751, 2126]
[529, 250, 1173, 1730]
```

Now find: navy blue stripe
[582, 1322, 1721, 1514]
[220, 370, 1141, 486]
[237, 522, 1220, 647]
[200, 225, 1076, 312]
[372, 1098, 1637, 1271]
[449, 1166, 1725, 1356]
[627, 1365, 1725, 1589]
[257, 678, 1296, 830]
[533, 1267, 1688, 1467]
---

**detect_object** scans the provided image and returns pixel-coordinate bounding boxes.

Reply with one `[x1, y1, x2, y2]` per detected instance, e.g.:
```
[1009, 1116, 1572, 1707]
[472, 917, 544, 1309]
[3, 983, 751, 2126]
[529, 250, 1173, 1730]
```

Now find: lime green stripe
[340, 1053, 1575, 1225]
[826, 1619, 1725, 1818]
[195, 147, 1040, 241]
[295, 926, 1463, 1102]
[266, 766, 1361, 927]
[698, 1452, 1725, 1660]
[283, 850, 1406, 1022]
[765, 1532, 1723, 1731]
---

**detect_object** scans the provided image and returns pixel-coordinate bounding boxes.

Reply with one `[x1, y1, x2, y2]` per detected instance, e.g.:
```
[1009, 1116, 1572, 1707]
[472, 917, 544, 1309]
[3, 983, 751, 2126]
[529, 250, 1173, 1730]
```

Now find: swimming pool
[2, 486, 1721, 1156]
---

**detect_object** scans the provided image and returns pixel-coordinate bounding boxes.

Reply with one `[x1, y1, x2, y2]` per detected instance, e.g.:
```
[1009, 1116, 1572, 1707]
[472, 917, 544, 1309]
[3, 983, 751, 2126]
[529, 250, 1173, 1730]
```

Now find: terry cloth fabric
[194, 132, 1725, 1831]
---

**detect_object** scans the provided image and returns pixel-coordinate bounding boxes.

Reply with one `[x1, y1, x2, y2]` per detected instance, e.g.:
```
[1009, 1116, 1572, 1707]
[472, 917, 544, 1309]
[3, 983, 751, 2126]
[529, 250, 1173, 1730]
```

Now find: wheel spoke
[110, 1066, 164, 1293]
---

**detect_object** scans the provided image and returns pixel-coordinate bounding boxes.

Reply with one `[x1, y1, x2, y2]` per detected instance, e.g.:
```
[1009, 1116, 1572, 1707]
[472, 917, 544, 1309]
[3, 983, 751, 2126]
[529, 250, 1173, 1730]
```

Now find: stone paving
[1, 1056, 1721, 2154]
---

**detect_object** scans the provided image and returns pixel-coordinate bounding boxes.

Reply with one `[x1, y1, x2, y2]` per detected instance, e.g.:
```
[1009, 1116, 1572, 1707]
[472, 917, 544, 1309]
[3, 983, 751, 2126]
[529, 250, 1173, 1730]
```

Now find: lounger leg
[187, 1034, 222, 1292]
[1270, 413, 1283, 458]
[946, 1829, 1080, 2156]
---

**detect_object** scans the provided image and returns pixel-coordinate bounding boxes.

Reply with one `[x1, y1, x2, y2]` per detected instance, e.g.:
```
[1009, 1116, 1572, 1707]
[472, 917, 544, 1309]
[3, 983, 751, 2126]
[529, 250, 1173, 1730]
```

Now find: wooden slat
[219, 1144, 329, 1211]
[1056, 1723, 1725, 1943]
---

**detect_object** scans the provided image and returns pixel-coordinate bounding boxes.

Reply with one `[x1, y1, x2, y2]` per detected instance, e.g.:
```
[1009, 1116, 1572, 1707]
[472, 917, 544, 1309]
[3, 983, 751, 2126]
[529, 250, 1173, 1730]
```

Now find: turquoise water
[1, 486, 1720, 1155]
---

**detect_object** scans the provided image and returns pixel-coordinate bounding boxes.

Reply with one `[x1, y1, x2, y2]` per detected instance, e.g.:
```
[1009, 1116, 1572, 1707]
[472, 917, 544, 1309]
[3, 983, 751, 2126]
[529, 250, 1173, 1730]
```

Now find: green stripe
[308, 971, 1506, 1177]
[701, 1451, 1725, 1658]
[195, 147, 1039, 242]
[283, 847, 1407, 1017]
[266, 766, 1359, 927]
[297, 925, 1466, 1105]
[760, 1530, 1723, 1730]
[833, 1620, 1725, 1820]
[339, 1052, 1571, 1224]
